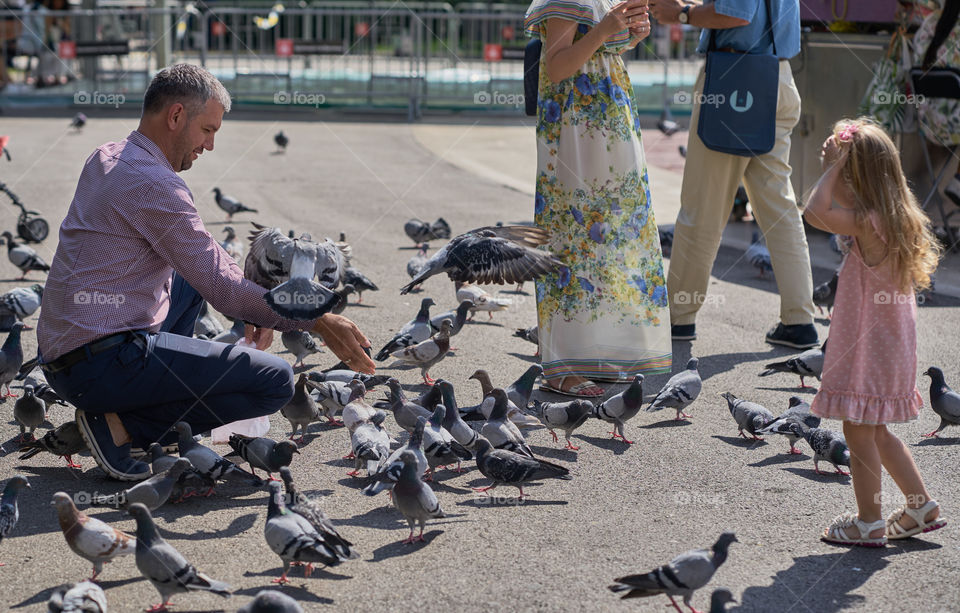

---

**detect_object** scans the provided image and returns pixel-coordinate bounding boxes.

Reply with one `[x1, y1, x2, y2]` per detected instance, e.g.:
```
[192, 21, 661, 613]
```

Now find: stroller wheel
[18, 217, 49, 243]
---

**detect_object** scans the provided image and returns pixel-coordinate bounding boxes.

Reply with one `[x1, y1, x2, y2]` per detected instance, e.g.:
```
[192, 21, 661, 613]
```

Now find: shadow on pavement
[712, 435, 770, 449]
[641, 418, 695, 429]
[780, 466, 851, 484]
[232, 585, 332, 605]
[912, 435, 960, 447]
[575, 434, 634, 455]
[748, 453, 809, 468]
[369, 529, 445, 560]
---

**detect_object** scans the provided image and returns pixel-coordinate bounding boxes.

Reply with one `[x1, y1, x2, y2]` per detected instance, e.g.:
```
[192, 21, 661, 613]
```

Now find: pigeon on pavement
[212, 318, 245, 344]
[379, 378, 432, 432]
[220, 225, 244, 261]
[922, 367, 960, 438]
[90, 458, 194, 511]
[594, 374, 645, 444]
[47, 580, 107, 613]
[282, 330, 322, 369]
[18, 420, 86, 468]
[305, 376, 353, 424]
[340, 379, 378, 435]
[456, 282, 510, 320]
[212, 187, 257, 221]
[228, 434, 300, 480]
[349, 411, 391, 477]
[239, 589, 303, 613]
[513, 325, 539, 354]
[438, 380, 480, 449]
[0, 284, 42, 330]
[481, 389, 534, 457]
[429, 299, 473, 337]
[174, 421, 251, 487]
[374, 297, 436, 360]
[528, 398, 593, 450]
[363, 418, 429, 496]
[389, 319, 453, 385]
[786, 423, 850, 475]
[813, 270, 839, 317]
[423, 405, 472, 474]
[310, 369, 388, 389]
[193, 300, 225, 339]
[0, 475, 29, 566]
[756, 397, 820, 454]
[469, 368, 541, 427]
[147, 444, 215, 502]
[274, 130, 288, 153]
[343, 265, 379, 303]
[281, 375, 321, 442]
[746, 230, 772, 278]
[472, 436, 571, 499]
[720, 392, 775, 441]
[70, 112, 87, 131]
[1, 321, 25, 397]
[13, 384, 45, 441]
[51, 491, 135, 580]
[759, 341, 827, 388]
[646, 358, 701, 420]
[406, 243, 430, 292]
[392, 450, 445, 544]
[277, 466, 358, 565]
[404, 218, 450, 244]
[1, 232, 50, 280]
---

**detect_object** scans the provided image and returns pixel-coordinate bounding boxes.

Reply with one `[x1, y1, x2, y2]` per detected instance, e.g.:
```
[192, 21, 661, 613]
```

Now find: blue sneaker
[75, 409, 151, 481]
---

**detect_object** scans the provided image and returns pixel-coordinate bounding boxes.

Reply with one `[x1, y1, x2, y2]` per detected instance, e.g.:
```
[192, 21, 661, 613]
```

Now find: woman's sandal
[539, 377, 605, 398]
[821, 512, 887, 547]
[886, 500, 948, 540]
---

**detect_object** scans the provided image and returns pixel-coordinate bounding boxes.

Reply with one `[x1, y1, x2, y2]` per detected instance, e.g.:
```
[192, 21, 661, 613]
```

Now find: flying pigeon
[392, 449, 445, 544]
[745, 230, 772, 278]
[389, 319, 453, 385]
[0, 475, 29, 566]
[758, 341, 826, 388]
[646, 358, 702, 421]
[274, 130, 289, 153]
[343, 265, 379, 303]
[472, 436, 571, 499]
[281, 375, 321, 442]
[456, 282, 510, 320]
[90, 458, 194, 511]
[481, 389, 534, 457]
[277, 466, 358, 566]
[129, 503, 232, 611]
[406, 243, 430, 292]
[348, 411, 391, 476]
[423, 405, 472, 474]
[720, 392, 775, 440]
[609, 532, 738, 612]
[0, 284, 42, 330]
[228, 434, 300, 480]
[212, 187, 258, 221]
[923, 367, 960, 438]
[404, 218, 451, 244]
[13, 384, 45, 442]
[756, 397, 821, 454]
[70, 112, 87, 131]
[0, 321, 24, 397]
[51, 491, 136, 580]
[221, 226, 244, 261]
[594, 374, 645, 443]
[374, 297, 436, 360]
[281, 330, 322, 368]
[1, 232, 49, 280]
[47, 580, 107, 613]
[238, 589, 303, 613]
[528, 398, 593, 450]
[18, 420, 86, 468]
[813, 270, 839, 317]
[400, 225, 565, 295]
[786, 423, 850, 475]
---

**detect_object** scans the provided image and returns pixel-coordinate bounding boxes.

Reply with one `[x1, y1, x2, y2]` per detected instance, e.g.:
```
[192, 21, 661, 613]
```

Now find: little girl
[804, 118, 946, 547]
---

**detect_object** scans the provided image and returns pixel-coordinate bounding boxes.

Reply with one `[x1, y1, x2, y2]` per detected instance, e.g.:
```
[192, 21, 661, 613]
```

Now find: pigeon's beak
[294, 449, 301, 454]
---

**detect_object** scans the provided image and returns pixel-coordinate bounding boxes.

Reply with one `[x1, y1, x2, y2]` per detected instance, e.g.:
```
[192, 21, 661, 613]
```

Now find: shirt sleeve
[130, 181, 306, 332]
[713, 0, 759, 22]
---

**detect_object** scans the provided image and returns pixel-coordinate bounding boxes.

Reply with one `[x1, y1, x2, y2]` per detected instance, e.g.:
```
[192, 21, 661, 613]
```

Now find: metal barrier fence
[0, 4, 703, 118]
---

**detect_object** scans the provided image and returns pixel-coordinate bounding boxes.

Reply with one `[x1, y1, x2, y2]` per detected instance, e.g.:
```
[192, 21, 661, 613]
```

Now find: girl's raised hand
[820, 134, 848, 171]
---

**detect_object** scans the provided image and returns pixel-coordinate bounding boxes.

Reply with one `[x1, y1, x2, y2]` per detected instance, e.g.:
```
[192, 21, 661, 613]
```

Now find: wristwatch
[678, 4, 691, 24]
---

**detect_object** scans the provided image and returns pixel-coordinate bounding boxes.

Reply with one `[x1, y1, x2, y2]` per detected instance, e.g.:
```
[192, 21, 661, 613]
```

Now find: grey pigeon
[0, 284, 42, 330]
[47, 580, 107, 613]
[310, 369, 388, 388]
[264, 481, 353, 584]
[528, 398, 593, 450]
[786, 423, 850, 475]
[400, 225, 564, 294]
[646, 358, 701, 420]
[342, 266, 379, 303]
[759, 341, 826, 388]
[392, 450, 445, 544]
[720, 392, 775, 440]
[423, 405, 472, 474]
[594, 374, 645, 443]
[129, 503, 231, 609]
[746, 230, 772, 278]
[923, 367, 960, 438]
[90, 458, 193, 511]
[244, 223, 344, 320]
[481, 389, 534, 457]
[274, 130, 288, 153]
[472, 436, 571, 499]
[147, 443, 215, 502]
[52, 492, 135, 580]
[406, 243, 430, 291]
[212, 317, 246, 344]
[1, 231, 50, 280]
[389, 319, 453, 385]
[0, 475, 29, 564]
[340, 379, 378, 435]
[513, 325, 539, 353]
[438, 380, 480, 449]
[281, 375, 321, 442]
[277, 466, 358, 564]
[13, 384, 45, 441]
[70, 112, 87, 130]
[813, 270, 839, 316]
[380, 378, 432, 431]
[193, 300, 224, 339]
[238, 589, 303, 613]
[404, 218, 450, 244]
[19, 420, 86, 468]
[305, 376, 353, 424]
[456, 282, 509, 320]
[363, 417, 428, 496]
[221, 225, 244, 261]
[709, 588, 738, 613]
[349, 412, 390, 477]
[330, 283, 355, 314]
[1, 321, 25, 397]
[468, 369, 540, 428]
[228, 434, 300, 479]
[374, 298, 436, 361]
[174, 421, 247, 486]
[609, 532, 738, 612]
[658, 224, 674, 257]
[429, 299, 473, 337]
[281, 330, 322, 368]
[756, 397, 821, 454]
[212, 187, 257, 221]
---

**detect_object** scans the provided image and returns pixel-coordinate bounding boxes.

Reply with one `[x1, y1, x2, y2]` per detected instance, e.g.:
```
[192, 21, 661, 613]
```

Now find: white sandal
[886, 500, 948, 540]
[821, 512, 887, 547]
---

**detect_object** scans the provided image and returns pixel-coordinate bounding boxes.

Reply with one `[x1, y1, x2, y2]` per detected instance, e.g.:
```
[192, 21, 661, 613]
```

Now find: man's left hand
[649, 0, 685, 24]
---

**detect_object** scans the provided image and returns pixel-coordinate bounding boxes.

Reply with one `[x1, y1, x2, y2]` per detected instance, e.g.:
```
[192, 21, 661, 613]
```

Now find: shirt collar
[126, 130, 176, 173]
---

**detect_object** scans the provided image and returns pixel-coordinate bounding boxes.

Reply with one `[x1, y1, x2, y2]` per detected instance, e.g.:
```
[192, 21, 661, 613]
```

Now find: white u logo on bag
[729, 90, 754, 113]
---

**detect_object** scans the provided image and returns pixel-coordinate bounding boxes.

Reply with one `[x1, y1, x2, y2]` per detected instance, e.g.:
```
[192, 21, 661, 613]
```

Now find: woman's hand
[627, 9, 652, 41]
[311, 313, 375, 374]
[600, 0, 650, 38]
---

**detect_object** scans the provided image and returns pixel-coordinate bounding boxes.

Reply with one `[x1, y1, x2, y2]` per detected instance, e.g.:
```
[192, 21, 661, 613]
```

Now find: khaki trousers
[668, 61, 815, 327]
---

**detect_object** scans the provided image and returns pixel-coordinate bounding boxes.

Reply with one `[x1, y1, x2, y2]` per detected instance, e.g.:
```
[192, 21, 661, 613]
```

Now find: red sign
[501, 25, 515, 41]
[58, 40, 77, 59]
[670, 24, 682, 43]
[483, 43, 502, 62]
[355, 22, 370, 37]
[211, 21, 226, 36]
[275, 38, 293, 57]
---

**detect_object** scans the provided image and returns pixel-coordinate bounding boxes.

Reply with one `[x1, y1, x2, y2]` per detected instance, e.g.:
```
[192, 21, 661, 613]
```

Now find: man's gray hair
[143, 63, 232, 116]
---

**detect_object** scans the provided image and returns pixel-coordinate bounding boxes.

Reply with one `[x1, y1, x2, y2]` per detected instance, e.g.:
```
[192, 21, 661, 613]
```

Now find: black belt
[41, 331, 145, 374]
[717, 47, 790, 61]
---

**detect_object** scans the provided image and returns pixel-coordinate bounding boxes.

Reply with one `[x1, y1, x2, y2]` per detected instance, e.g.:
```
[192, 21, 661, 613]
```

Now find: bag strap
[922, 0, 960, 70]
[707, 0, 777, 56]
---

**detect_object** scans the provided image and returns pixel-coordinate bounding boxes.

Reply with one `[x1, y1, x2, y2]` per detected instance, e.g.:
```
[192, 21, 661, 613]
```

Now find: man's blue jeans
[45, 274, 295, 448]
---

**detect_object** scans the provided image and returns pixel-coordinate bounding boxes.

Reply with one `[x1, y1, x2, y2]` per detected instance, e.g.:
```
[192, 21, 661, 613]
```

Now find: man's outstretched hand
[312, 313, 375, 374]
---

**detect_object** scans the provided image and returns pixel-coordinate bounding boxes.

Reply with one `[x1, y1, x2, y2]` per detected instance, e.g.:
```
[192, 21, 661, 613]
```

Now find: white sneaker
[946, 174, 960, 208]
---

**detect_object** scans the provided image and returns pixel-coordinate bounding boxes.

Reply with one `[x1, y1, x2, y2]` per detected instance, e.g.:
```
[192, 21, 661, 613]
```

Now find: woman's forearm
[545, 25, 612, 82]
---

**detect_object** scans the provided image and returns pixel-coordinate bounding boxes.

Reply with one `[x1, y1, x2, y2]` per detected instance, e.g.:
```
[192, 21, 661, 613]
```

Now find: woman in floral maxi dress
[525, 0, 672, 398]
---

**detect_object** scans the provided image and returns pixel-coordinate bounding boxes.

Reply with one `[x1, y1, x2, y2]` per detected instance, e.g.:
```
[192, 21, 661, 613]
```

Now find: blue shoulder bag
[696, 0, 779, 156]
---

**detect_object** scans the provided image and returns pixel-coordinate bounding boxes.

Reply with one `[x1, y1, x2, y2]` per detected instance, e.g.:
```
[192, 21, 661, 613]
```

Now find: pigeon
[274, 130, 289, 153]
[528, 398, 593, 450]
[281, 330, 322, 369]
[69, 112, 87, 131]
[221, 226, 244, 261]
[277, 466, 358, 565]
[193, 300, 224, 339]
[657, 106, 679, 136]
[18, 420, 86, 468]
[513, 325, 539, 352]
[342, 265, 379, 303]
[813, 270, 839, 316]
[409, 384, 444, 412]
[90, 458, 194, 511]
[658, 224, 674, 258]
[146, 443, 216, 502]
[404, 218, 451, 244]
[305, 376, 355, 425]
[456, 282, 510, 320]
[212, 317, 245, 344]
[174, 421, 248, 487]
[363, 417, 428, 496]
[309, 369, 388, 389]
[481, 389, 534, 457]
[786, 423, 850, 475]
[349, 411, 391, 476]
[438, 380, 480, 449]
[238, 589, 303, 613]
[330, 283, 356, 315]
[263, 481, 353, 584]
[212, 187, 258, 221]
[429, 299, 473, 337]
[389, 319, 453, 385]
[756, 397, 820, 454]
[406, 243, 430, 291]
[333, 232, 352, 263]
[608, 532, 738, 612]
[0, 321, 25, 397]
[709, 588, 738, 613]
[0, 475, 29, 566]
[129, 502, 232, 610]
[281, 375, 321, 442]
[51, 492, 136, 580]
[392, 449, 445, 544]
[1, 232, 50, 280]
[646, 357, 702, 421]
[594, 374, 645, 444]
[339, 379, 378, 435]
[720, 392, 775, 441]
[228, 434, 300, 480]
[472, 436, 571, 498]
[47, 580, 107, 613]
[374, 297, 436, 360]
[484, 365, 542, 411]
[467, 370, 539, 428]
[0, 284, 42, 330]
[400, 225, 565, 294]
[745, 230, 772, 278]
[376, 378, 432, 431]
[923, 367, 960, 438]
[758, 341, 826, 388]
[13, 384, 45, 441]
[423, 405, 472, 474]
